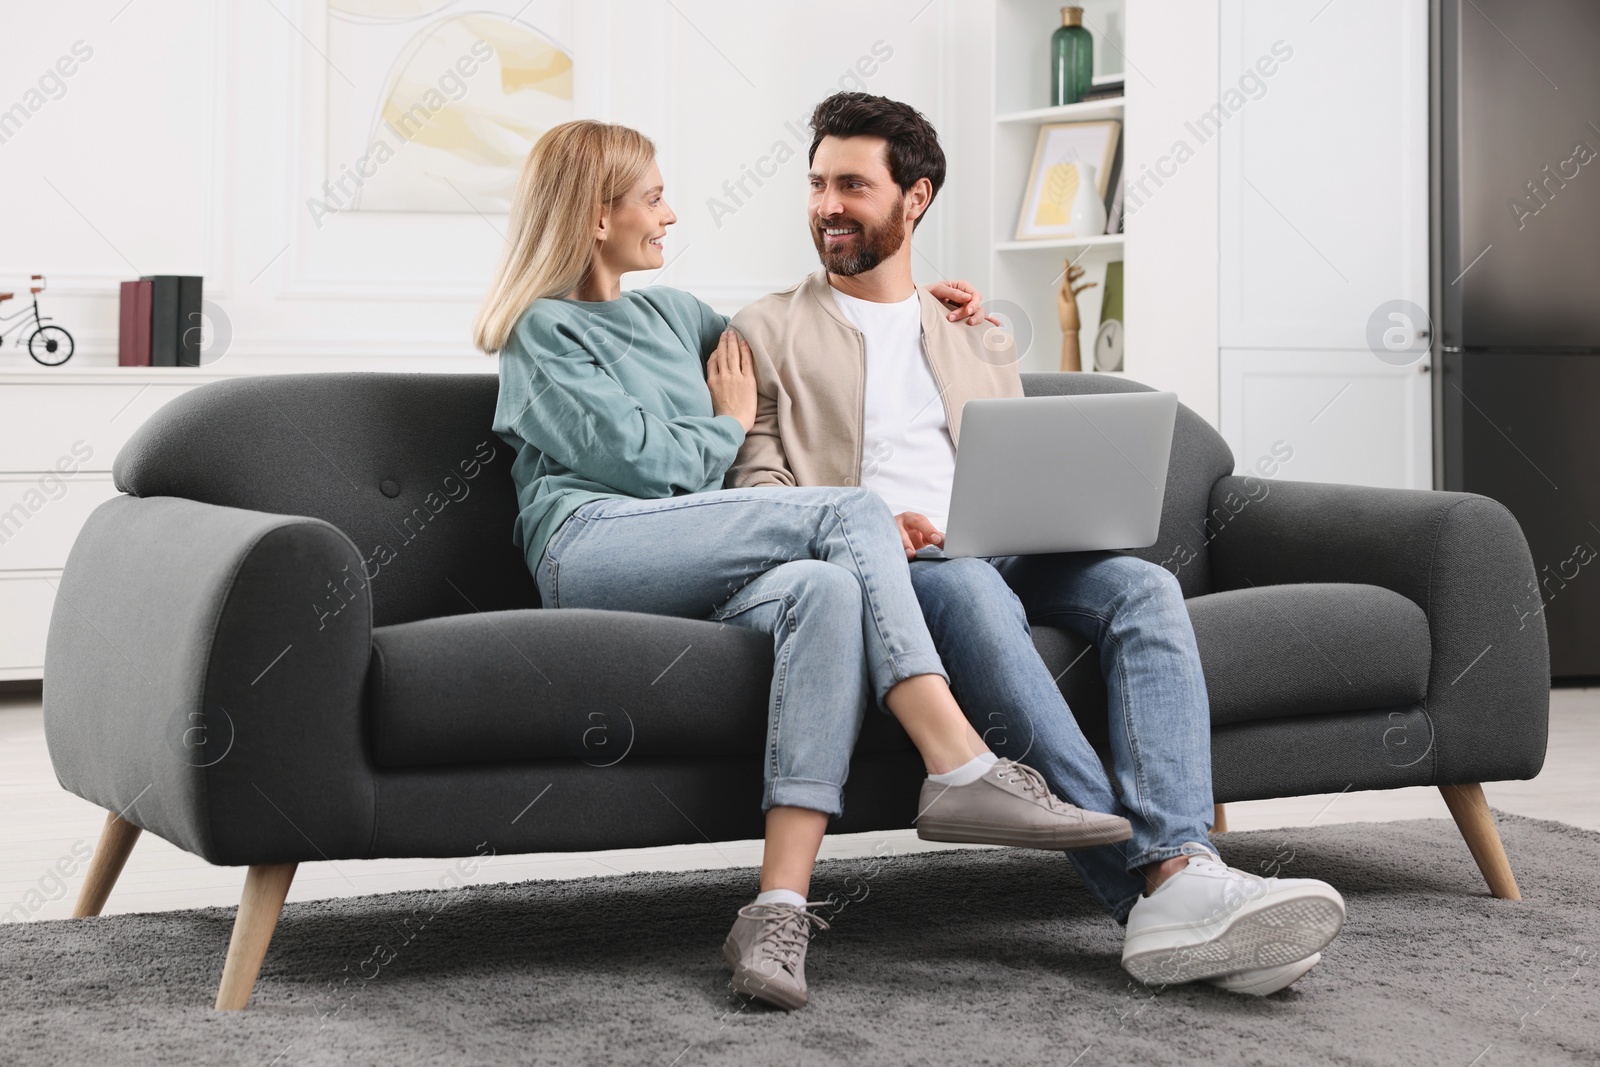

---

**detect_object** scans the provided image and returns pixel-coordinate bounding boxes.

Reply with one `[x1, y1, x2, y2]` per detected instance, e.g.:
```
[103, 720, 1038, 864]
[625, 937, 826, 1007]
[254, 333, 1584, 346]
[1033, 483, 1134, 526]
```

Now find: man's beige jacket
[726, 271, 1023, 489]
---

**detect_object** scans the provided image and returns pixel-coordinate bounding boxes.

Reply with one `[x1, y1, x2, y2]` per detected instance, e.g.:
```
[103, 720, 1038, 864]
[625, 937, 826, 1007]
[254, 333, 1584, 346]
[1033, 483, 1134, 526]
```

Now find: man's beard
[812, 196, 908, 276]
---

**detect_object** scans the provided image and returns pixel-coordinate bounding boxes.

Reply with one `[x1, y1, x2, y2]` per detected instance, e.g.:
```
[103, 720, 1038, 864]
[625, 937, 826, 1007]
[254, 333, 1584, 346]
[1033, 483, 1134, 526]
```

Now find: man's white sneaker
[1206, 952, 1321, 996]
[1122, 846, 1344, 987]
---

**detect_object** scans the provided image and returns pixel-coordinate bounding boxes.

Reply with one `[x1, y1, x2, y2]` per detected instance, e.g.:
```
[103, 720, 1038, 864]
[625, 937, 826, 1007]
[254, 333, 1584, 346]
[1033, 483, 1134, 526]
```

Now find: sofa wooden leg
[215, 863, 297, 1010]
[1212, 803, 1228, 834]
[72, 811, 142, 918]
[1439, 783, 1521, 900]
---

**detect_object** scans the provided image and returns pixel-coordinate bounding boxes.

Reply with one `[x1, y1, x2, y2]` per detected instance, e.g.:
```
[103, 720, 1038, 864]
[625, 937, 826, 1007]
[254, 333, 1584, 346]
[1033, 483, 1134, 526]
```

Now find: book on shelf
[1106, 178, 1125, 235]
[117, 280, 152, 367]
[1102, 140, 1124, 234]
[136, 275, 202, 367]
[177, 276, 203, 366]
[142, 275, 179, 367]
[1082, 81, 1125, 103]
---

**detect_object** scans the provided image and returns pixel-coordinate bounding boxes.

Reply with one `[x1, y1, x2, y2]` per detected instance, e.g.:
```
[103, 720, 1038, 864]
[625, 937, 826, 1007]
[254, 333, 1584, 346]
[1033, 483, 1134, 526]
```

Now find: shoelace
[736, 903, 832, 974]
[994, 760, 1075, 813]
[1182, 849, 1260, 878]
[1179, 850, 1275, 906]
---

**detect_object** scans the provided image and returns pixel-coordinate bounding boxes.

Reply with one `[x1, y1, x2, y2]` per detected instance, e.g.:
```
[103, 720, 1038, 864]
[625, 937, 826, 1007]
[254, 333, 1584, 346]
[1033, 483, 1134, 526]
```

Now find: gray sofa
[43, 371, 1550, 1009]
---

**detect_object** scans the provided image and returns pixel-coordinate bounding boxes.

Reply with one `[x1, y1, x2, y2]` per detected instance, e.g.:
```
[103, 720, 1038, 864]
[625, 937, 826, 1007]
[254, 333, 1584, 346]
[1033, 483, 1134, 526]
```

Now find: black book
[140, 275, 203, 366]
[141, 275, 179, 366]
[177, 276, 203, 366]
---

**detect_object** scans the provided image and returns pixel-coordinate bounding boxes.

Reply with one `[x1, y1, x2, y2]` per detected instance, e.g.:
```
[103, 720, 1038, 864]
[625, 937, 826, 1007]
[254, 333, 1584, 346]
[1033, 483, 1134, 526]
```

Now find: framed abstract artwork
[1014, 120, 1121, 241]
[324, 0, 575, 215]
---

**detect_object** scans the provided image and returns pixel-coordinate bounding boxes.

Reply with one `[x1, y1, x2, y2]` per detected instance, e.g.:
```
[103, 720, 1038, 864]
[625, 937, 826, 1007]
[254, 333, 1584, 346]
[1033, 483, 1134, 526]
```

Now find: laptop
[936, 391, 1178, 558]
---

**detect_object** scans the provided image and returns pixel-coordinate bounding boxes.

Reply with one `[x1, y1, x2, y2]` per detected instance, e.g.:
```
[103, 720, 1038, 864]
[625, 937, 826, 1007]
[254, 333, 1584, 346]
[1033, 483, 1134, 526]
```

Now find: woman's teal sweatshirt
[492, 286, 744, 572]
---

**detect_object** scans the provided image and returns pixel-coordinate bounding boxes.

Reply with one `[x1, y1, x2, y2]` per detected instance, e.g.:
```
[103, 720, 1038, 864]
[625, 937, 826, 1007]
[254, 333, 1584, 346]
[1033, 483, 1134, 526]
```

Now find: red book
[118, 280, 152, 367]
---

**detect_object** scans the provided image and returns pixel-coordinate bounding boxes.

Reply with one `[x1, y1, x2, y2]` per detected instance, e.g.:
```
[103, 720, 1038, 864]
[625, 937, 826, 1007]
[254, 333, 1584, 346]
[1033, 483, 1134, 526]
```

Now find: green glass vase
[1050, 7, 1094, 106]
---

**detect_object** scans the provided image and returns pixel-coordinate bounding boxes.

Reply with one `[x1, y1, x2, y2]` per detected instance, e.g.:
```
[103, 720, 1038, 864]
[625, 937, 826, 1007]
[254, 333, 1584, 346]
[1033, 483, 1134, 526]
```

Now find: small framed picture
[1014, 120, 1122, 241]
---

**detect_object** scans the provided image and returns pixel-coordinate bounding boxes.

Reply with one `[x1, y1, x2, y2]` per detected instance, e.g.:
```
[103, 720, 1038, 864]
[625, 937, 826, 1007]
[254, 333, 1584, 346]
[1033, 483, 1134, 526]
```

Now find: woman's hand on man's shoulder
[706, 329, 758, 433]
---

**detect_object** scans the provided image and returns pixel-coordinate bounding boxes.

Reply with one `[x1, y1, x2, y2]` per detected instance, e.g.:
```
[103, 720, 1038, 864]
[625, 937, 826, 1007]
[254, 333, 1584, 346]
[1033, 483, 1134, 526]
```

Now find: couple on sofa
[475, 92, 1345, 1010]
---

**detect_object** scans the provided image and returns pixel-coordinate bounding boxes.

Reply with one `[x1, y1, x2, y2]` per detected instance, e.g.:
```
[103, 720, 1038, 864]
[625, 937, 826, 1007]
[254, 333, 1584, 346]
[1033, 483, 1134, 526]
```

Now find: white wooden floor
[3, 686, 1595, 923]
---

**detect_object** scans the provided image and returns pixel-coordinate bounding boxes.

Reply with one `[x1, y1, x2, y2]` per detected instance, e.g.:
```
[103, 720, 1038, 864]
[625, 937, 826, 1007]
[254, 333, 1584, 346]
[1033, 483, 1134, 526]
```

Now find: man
[726, 92, 1346, 995]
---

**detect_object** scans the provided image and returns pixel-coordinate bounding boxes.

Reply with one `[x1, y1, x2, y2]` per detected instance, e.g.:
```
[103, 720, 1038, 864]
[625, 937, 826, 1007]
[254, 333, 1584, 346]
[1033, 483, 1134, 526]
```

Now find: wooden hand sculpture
[1057, 262, 1098, 372]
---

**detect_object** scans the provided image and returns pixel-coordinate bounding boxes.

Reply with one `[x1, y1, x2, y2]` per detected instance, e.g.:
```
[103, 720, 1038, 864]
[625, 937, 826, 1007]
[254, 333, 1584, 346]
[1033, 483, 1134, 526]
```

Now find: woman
[475, 120, 1129, 1011]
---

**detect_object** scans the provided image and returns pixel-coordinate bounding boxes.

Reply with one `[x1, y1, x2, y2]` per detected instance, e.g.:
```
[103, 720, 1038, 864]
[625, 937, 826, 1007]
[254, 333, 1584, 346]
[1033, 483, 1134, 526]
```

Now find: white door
[1217, 0, 1430, 486]
[1218, 0, 1428, 349]
[1220, 349, 1433, 489]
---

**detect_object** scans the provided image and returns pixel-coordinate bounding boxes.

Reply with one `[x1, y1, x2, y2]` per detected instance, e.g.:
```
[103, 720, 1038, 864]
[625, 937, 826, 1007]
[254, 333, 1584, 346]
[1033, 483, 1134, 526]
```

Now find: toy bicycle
[0, 275, 75, 366]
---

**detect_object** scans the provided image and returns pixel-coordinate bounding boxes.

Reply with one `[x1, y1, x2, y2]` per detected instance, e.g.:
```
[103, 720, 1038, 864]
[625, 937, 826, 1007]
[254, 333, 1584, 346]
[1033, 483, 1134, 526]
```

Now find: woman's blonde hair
[473, 120, 657, 354]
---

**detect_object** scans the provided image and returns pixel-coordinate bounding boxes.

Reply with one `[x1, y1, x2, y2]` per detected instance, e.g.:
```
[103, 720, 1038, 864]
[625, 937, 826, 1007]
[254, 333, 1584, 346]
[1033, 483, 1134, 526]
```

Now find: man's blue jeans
[909, 552, 1214, 922]
[535, 486, 949, 817]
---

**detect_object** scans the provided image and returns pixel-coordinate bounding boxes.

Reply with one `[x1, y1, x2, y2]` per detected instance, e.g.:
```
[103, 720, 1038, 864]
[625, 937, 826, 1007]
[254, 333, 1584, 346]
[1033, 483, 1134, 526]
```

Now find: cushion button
[380, 479, 401, 498]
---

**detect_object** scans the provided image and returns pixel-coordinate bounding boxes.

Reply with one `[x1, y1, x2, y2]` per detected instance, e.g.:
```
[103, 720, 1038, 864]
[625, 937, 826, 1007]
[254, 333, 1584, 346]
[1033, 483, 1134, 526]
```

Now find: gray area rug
[2, 815, 1596, 1067]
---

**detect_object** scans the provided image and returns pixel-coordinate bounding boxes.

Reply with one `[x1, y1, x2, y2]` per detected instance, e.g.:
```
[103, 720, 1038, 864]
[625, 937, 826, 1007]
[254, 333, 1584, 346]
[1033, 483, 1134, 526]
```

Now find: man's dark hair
[808, 92, 946, 228]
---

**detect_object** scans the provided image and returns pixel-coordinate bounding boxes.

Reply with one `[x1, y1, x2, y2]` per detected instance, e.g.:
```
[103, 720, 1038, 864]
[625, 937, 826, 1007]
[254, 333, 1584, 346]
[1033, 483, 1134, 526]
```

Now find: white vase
[1069, 163, 1107, 237]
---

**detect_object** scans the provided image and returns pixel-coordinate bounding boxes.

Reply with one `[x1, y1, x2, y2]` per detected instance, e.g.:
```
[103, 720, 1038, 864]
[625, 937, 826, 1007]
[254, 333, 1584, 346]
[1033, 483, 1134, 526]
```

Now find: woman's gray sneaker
[722, 902, 831, 1011]
[915, 758, 1134, 850]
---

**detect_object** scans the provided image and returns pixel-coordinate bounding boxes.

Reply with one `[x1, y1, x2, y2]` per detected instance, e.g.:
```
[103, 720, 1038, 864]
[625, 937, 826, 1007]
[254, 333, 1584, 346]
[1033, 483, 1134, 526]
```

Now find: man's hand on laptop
[928, 280, 1002, 327]
[895, 512, 944, 559]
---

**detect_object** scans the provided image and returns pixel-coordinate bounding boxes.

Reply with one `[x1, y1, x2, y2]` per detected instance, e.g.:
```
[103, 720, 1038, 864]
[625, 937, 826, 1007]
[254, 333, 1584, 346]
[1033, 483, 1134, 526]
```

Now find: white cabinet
[0, 577, 58, 673]
[0, 370, 224, 681]
[1217, 0, 1431, 488]
[0, 383, 199, 473]
[0, 359, 493, 682]
[0, 475, 122, 572]
[1220, 350, 1432, 490]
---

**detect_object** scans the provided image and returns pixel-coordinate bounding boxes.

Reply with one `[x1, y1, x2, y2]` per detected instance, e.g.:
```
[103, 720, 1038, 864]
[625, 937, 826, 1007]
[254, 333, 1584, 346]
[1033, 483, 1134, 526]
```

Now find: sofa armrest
[44, 495, 376, 866]
[1206, 476, 1549, 784]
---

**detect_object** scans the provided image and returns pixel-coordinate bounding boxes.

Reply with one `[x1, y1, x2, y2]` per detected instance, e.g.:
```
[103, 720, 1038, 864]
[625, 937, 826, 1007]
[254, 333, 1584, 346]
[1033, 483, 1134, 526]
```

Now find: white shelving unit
[978, 0, 1128, 377]
[993, 233, 1125, 254]
[947, 0, 1224, 422]
[995, 98, 1127, 126]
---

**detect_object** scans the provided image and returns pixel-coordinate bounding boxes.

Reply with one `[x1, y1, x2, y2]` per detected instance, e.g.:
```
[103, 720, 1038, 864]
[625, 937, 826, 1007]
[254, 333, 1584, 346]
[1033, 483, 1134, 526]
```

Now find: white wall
[0, 1, 959, 371]
[1122, 0, 1220, 426]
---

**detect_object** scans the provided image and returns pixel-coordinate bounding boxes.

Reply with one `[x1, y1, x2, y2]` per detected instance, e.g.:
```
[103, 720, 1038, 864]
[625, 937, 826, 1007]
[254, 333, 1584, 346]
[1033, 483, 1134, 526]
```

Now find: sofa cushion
[368, 607, 1101, 769]
[369, 583, 1426, 769]
[1187, 583, 1431, 726]
[369, 607, 931, 768]
[368, 608, 783, 768]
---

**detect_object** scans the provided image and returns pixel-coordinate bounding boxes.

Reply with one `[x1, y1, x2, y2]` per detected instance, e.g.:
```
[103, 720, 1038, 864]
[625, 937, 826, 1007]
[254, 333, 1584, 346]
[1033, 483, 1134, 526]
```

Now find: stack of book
[1088, 75, 1124, 232]
[1083, 77, 1124, 103]
[118, 275, 202, 366]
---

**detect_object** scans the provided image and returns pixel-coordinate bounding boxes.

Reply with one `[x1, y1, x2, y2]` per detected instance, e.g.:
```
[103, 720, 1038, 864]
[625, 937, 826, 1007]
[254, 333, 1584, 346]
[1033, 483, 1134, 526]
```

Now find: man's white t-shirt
[830, 287, 957, 532]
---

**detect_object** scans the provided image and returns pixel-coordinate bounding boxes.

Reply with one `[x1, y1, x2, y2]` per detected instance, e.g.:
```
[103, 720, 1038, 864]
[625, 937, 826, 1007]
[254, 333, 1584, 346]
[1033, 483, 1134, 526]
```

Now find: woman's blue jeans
[908, 552, 1214, 923]
[534, 486, 948, 817]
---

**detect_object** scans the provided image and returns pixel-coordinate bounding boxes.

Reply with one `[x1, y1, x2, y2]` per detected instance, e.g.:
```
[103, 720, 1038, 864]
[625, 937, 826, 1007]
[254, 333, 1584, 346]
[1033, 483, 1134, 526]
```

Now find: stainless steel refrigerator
[1438, 0, 1600, 680]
